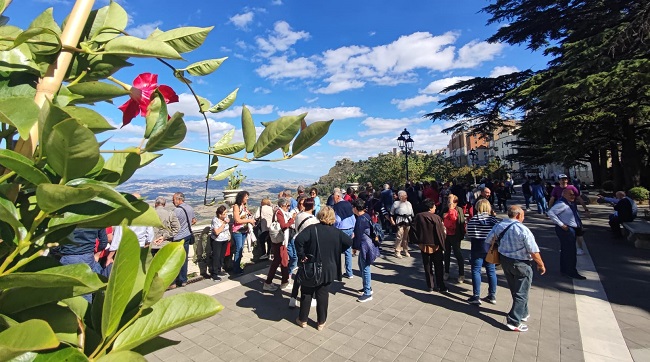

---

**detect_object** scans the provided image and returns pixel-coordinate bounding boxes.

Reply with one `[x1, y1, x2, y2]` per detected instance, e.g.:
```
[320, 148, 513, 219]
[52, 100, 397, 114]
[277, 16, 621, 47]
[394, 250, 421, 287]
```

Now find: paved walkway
[147, 195, 650, 362]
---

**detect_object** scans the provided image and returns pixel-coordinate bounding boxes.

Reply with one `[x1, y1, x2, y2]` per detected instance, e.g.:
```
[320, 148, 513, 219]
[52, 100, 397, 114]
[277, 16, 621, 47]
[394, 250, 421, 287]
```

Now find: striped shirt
[467, 213, 501, 255]
[484, 218, 539, 261]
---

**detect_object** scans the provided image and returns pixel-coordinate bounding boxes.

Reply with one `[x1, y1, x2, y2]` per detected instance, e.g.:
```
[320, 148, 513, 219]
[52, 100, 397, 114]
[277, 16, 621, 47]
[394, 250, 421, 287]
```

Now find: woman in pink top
[442, 194, 466, 283]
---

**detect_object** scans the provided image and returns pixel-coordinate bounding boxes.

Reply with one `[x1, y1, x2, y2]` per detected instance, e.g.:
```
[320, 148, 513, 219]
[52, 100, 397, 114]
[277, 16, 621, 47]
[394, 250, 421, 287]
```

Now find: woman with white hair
[390, 190, 414, 258]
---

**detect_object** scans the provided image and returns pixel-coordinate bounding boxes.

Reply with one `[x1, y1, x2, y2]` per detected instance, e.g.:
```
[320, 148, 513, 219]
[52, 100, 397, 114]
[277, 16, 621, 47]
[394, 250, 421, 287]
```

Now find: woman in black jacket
[294, 206, 353, 331]
[412, 199, 447, 292]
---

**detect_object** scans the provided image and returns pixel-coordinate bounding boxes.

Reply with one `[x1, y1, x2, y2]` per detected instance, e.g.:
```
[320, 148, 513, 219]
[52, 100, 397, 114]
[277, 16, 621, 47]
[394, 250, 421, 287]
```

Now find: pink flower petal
[132, 73, 158, 91]
[158, 85, 179, 103]
[118, 98, 140, 127]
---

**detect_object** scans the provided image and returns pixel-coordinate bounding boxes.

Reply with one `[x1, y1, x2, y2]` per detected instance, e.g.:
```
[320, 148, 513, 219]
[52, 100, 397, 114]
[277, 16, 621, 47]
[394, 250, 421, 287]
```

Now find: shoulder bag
[178, 206, 195, 245]
[268, 211, 284, 244]
[485, 223, 515, 265]
[297, 226, 323, 288]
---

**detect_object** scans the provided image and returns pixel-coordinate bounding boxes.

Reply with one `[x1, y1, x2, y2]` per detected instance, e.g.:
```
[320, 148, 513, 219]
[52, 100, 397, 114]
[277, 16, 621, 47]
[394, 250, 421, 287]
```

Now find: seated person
[598, 191, 637, 235]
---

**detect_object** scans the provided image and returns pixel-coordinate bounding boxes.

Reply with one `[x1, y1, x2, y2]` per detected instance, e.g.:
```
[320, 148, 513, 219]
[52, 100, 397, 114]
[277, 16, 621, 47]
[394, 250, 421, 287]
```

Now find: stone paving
[146, 195, 650, 362]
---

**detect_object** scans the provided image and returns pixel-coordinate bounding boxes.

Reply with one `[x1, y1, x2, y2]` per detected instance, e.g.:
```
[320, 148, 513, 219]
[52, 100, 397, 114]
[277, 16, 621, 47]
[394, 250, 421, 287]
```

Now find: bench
[622, 220, 650, 249]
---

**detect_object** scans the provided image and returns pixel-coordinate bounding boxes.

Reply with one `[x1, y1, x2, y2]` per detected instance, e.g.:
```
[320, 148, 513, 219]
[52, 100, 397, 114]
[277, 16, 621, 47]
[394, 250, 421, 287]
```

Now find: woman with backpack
[289, 197, 320, 308]
[262, 198, 294, 292]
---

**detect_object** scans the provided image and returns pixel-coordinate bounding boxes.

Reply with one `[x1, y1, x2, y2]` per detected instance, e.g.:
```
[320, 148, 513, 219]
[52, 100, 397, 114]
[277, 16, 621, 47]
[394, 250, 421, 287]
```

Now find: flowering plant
[0, 1, 332, 361]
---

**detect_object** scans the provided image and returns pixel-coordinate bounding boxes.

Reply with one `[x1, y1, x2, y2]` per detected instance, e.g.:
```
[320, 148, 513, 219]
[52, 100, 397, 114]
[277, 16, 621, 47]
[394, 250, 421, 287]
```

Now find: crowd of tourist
[53, 173, 640, 333]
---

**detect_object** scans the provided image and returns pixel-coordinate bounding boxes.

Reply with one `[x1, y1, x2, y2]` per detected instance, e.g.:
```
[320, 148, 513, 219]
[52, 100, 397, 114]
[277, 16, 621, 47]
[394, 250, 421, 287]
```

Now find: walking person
[466, 199, 501, 304]
[442, 194, 466, 283]
[263, 198, 294, 291]
[231, 191, 256, 276]
[521, 177, 532, 212]
[209, 205, 230, 281]
[289, 197, 320, 308]
[152, 196, 180, 256]
[390, 190, 414, 258]
[352, 199, 380, 302]
[332, 189, 356, 278]
[531, 178, 548, 214]
[294, 207, 353, 330]
[485, 206, 546, 332]
[411, 199, 447, 292]
[547, 188, 586, 279]
[171, 192, 196, 288]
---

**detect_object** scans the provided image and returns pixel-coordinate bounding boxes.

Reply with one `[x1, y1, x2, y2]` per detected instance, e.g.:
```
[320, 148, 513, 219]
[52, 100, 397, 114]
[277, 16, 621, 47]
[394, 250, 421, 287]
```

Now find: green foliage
[0, 1, 330, 361]
[628, 187, 649, 202]
[226, 170, 246, 190]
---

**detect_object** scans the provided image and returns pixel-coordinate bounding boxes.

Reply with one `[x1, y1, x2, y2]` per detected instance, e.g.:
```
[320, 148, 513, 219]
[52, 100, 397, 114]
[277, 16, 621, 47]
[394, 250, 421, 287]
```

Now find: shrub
[628, 187, 650, 202]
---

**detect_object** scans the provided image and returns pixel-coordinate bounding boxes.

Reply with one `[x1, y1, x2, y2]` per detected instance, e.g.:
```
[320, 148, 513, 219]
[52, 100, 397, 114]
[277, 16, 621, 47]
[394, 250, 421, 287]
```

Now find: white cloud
[422, 76, 473, 94]
[256, 21, 310, 57]
[126, 21, 163, 38]
[291, 154, 308, 159]
[358, 117, 428, 136]
[305, 97, 319, 103]
[167, 93, 274, 120]
[254, 87, 271, 94]
[278, 106, 365, 122]
[255, 56, 317, 80]
[454, 40, 504, 68]
[489, 65, 519, 77]
[229, 12, 254, 30]
[314, 79, 365, 94]
[391, 95, 439, 111]
[271, 0, 283, 5]
[185, 118, 233, 135]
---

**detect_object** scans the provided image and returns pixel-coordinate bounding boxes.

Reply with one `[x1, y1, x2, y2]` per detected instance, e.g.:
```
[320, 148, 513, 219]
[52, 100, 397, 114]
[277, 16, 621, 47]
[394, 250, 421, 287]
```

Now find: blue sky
[13, 0, 548, 179]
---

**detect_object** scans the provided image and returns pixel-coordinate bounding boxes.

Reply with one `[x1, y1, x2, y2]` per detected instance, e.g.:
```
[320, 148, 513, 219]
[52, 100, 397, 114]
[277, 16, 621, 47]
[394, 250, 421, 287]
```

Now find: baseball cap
[558, 174, 568, 179]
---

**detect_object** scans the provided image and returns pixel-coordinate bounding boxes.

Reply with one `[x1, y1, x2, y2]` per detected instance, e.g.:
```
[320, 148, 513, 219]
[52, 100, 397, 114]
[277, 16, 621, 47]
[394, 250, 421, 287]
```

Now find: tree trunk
[599, 148, 609, 187]
[611, 144, 625, 190]
[589, 150, 602, 187]
[620, 119, 642, 188]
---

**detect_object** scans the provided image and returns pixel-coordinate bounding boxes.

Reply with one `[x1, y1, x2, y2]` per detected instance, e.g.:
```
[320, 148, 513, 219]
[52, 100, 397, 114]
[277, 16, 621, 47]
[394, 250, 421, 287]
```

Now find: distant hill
[243, 165, 318, 182]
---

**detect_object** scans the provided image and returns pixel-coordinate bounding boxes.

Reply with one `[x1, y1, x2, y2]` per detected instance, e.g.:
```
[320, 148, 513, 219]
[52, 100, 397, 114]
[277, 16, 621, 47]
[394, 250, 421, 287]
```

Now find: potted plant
[345, 173, 361, 191]
[222, 170, 246, 205]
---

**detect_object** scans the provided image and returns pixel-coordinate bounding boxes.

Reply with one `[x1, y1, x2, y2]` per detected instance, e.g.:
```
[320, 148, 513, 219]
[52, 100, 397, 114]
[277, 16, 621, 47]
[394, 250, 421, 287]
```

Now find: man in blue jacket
[55, 228, 108, 301]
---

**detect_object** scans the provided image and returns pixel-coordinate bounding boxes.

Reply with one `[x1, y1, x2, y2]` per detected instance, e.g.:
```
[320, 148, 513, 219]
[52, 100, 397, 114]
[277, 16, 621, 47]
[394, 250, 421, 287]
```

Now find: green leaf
[142, 243, 185, 304]
[212, 166, 236, 181]
[30, 346, 89, 361]
[207, 88, 238, 113]
[88, 1, 128, 43]
[151, 26, 213, 54]
[0, 264, 105, 291]
[0, 97, 40, 140]
[0, 197, 26, 242]
[141, 274, 166, 310]
[43, 118, 100, 181]
[97, 351, 146, 362]
[212, 142, 245, 155]
[253, 114, 304, 158]
[0, 149, 49, 185]
[63, 106, 115, 133]
[181, 57, 226, 76]
[0, 320, 59, 361]
[54, 85, 84, 107]
[36, 184, 98, 213]
[291, 119, 333, 156]
[14, 28, 61, 55]
[241, 105, 256, 153]
[196, 95, 211, 112]
[102, 36, 182, 59]
[66, 81, 129, 104]
[66, 178, 138, 212]
[66, 54, 132, 82]
[0, 27, 40, 74]
[139, 153, 161, 168]
[13, 304, 79, 346]
[0, 314, 17, 330]
[145, 90, 167, 139]
[112, 293, 223, 352]
[207, 156, 218, 177]
[211, 129, 234, 149]
[102, 151, 141, 185]
[144, 112, 187, 152]
[102, 227, 139, 338]
[60, 296, 90, 328]
[0, 72, 38, 100]
[24, 8, 61, 56]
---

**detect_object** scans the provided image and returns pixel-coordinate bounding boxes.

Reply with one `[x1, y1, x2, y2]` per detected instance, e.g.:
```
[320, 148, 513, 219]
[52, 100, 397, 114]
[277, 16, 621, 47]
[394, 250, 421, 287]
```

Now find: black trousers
[422, 249, 445, 290]
[444, 234, 464, 275]
[299, 282, 330, 324]
[209, 238, 227, 278]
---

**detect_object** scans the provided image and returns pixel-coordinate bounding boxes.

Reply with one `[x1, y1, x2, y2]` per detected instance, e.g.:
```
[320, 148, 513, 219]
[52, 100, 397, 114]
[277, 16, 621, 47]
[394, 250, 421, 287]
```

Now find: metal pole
[405, 152, 409, 183]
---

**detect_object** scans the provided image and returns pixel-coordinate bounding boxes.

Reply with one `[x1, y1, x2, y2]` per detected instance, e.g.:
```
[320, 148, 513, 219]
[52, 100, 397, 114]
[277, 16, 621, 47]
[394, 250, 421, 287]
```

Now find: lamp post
[469, 148, 478, 186]
[397, 128, 414, 184]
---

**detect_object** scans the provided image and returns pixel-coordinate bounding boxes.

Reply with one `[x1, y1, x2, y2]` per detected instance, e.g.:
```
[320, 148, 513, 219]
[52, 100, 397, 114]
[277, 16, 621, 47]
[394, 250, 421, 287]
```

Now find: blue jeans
[358, 253, 372, 296]
[523, 194, 531, 209]
[174, 236, 191, 285]
[555, 226, 578, 275]
[341, 228, 354, 277]
[232, 232, 245, 274]
[500, 255, 533, 325]
[287, 237, 297, 273]
[470, 255, 497, 299]
[535, 197, 548, 214]
[60, 253, 102, 302]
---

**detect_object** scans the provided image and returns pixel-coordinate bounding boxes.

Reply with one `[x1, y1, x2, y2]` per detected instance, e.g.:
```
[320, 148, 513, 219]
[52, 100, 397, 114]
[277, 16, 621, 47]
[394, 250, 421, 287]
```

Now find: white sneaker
[458, 275, 465, 283]
[443, 273, 449, 281]
[576, 248, 585, 256]
[263, 283, 277, 291]
[280, 282, 292, 290]
[288, 298, 297, 308]
[311, 299, 317, 307]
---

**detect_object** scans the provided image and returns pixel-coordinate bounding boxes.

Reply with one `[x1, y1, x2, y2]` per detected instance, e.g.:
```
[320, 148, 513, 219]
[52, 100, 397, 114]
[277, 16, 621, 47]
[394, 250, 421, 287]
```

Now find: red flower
[118, 73, 179, 127]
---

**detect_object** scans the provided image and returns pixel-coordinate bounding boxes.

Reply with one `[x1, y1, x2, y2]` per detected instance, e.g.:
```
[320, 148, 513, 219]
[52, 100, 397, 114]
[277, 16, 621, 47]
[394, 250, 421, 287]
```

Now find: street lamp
[397, 128, 414, 183]
[469, 148, 478, 186]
